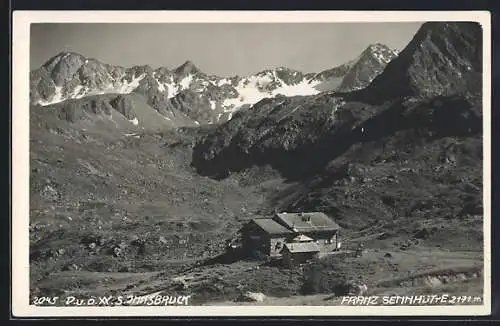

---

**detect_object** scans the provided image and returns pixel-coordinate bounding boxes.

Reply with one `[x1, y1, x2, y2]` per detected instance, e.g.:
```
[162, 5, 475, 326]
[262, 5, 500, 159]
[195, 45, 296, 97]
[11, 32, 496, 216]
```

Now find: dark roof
[242, 218, 293, 235]
[283, 242, 321, 253]
[275, 212, 341, 232]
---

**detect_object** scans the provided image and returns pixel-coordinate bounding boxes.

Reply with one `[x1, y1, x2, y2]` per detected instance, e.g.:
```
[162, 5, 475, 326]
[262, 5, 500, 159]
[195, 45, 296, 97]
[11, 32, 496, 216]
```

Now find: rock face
[306, 43, 398, 93]
[351, 22, 483, 104]
[30, 44, 397, 125]
[336, 44, 398, 92]
[191, 22, 483, 179]
[31, 92, 195, 131]
[191, 94, 349, 178]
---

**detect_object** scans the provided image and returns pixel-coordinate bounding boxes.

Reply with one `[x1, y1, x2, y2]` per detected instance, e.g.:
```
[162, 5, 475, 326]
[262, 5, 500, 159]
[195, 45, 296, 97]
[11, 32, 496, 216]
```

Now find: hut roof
[275, 212, 341, 232]
[241, 218, 293, 235]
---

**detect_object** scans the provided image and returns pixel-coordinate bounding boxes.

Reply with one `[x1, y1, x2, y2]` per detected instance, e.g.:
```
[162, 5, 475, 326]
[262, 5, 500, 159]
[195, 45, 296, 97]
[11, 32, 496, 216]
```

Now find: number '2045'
[32, 296, 59, 305]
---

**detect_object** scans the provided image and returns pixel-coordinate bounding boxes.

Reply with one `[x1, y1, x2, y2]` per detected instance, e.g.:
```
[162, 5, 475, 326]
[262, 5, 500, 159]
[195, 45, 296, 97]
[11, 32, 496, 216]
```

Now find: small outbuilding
[282, 242, 321, 268]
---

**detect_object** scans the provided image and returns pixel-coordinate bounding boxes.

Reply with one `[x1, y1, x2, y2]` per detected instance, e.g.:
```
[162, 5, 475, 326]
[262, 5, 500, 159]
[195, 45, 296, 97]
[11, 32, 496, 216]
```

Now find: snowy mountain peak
[335, 44, 399, 92]
[359, 43, 398, 63]
[366, 43, 390, 51]
[30, 43, 398, 125]
[42, 51, 83, 69]
[353, 22, 483, 104]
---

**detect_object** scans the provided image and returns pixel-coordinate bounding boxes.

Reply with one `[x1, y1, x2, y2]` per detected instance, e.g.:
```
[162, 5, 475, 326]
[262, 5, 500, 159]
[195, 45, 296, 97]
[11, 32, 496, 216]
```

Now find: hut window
[275, 242, 282, 250]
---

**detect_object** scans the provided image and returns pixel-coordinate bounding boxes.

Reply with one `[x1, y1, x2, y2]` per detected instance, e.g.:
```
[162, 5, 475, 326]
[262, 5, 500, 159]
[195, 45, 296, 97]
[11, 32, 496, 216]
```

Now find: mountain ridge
[348, 22, 483, 104]
[191, 21, 483, 180]
[30, 43, 398, 125]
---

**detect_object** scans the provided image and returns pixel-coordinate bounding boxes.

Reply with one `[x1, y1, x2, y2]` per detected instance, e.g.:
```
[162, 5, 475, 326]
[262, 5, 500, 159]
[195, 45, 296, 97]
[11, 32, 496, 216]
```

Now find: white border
[12, 10, 492, 317]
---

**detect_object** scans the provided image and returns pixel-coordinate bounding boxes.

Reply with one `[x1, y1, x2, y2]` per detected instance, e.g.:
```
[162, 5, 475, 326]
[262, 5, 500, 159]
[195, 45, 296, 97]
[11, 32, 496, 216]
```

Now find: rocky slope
[31, 92, 196, 133]
[336, 43, 399, 92]
[191, 21, 483, 228]
[192, 22, 482, 174]
[30, 44, 397, 125]
[349, 22, 483, 104]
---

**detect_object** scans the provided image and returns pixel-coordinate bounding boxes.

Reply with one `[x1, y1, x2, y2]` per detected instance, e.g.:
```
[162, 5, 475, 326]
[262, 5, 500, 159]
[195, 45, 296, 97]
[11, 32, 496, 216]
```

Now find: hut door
[248, 235, 262, 253]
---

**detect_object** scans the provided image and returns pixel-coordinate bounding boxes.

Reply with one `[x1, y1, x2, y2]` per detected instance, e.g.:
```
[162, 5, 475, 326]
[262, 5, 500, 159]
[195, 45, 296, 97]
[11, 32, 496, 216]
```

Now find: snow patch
[272, 80, 320, 97]
[217, 78, 231, 86]
[38, 86, 64, 106]
[51, 86, 64, 103]
[155, 77, 182, 98]
[210, 101, 216, 110]
[373, 51, 391, 64]
[71, 85, 86, 99]
[117, 73, 146, 93]
[156, 79, 166, 92]
[222, 77, 320, 112]
[166, 83, 179, 98]
[180, 74, 193, 90]
[129, 117, 139, 126]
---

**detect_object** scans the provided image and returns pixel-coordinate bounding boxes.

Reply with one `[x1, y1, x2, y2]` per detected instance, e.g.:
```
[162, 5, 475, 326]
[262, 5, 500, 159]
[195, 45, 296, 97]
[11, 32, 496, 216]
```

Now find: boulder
[235, 291, 266, 303]
[425, 276, 442, 287]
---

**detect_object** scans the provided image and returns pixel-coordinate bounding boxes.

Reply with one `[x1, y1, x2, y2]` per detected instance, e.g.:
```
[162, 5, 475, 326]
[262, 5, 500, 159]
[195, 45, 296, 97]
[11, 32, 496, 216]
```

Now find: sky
[30, 22, 423, 77]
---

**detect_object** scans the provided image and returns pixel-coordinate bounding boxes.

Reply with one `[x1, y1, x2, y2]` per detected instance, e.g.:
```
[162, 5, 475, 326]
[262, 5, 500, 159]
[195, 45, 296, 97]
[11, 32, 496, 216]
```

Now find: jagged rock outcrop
[337, 43, 398, 92]
[191, 22, 483, 180]
[350, 22, 483, 104]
